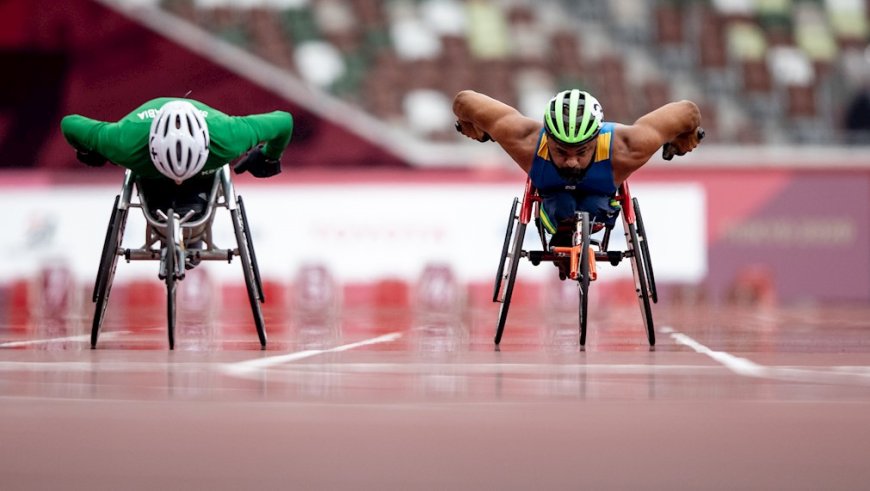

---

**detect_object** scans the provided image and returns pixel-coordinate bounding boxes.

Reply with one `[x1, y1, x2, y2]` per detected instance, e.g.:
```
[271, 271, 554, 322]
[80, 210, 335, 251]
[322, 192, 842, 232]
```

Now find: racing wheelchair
[493, 178, 658, 347]
[90, 165, 266, 350]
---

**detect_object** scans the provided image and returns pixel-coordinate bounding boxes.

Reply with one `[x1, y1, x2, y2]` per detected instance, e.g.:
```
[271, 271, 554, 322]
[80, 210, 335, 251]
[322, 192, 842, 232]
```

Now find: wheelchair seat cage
[493, 177, 658, 347]
[90, 165, 267, 350]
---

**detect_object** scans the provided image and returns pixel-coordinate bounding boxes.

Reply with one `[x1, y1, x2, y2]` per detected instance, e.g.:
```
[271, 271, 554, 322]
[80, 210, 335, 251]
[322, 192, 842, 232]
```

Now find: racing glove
[233, 145, 281, 178]
[76, 149, 107, 167]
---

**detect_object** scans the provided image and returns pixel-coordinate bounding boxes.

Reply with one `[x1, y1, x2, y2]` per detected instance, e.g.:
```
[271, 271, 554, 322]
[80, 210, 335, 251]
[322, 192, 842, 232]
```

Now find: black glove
[454, 121, 492, 142]
[662, 127, 705, 161]
[76, 149, 107, 167]
[233, 145, 281, 178]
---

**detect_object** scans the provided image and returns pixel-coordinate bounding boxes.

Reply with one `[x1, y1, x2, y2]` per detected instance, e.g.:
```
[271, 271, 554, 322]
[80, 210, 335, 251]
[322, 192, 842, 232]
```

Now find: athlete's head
[544, 89, 603, 145]
[149, 100, 209, 184]
[543, 89, 603, 181]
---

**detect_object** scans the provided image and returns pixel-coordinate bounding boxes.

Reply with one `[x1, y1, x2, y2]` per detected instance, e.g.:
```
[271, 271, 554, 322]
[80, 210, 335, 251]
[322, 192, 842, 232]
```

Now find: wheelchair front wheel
[232, 207, 267, 349]
[576, 212, 591, 347]
[91, 195, 128, 349]
[163, 209, 181, 350]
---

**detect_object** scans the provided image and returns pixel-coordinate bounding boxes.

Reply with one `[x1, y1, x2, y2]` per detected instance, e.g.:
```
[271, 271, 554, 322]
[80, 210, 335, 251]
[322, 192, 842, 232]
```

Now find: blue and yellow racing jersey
[528, 122, 617, 196]
[529, 122, 620, 233]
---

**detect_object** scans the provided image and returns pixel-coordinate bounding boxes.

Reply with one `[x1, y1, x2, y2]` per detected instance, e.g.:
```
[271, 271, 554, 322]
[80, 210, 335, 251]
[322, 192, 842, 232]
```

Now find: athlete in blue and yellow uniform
[529, 121, 621, 237]
[453, 88, 703, 246]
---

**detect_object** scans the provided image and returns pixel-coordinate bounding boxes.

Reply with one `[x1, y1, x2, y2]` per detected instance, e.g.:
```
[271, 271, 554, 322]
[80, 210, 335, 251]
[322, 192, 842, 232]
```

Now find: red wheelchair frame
[492, 177, 657, 347]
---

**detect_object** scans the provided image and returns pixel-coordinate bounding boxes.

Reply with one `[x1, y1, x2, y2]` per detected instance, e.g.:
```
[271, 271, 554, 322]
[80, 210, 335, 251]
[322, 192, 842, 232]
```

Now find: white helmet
[149, 100, 210, 184]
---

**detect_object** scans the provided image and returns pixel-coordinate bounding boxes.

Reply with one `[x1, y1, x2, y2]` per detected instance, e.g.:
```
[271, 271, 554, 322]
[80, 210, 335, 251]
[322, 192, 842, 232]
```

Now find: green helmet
[543, 89, 604, 145]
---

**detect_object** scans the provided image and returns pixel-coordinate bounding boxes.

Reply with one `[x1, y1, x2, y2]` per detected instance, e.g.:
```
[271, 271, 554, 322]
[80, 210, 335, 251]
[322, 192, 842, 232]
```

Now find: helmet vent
[148, 100, 211, 183]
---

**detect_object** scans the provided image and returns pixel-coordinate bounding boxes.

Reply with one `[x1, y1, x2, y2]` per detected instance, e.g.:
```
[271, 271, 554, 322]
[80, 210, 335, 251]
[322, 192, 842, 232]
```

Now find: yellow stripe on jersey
[537, 132, 550, 160]
[540, 206, 557, 234]
[594, 130, 611, 162]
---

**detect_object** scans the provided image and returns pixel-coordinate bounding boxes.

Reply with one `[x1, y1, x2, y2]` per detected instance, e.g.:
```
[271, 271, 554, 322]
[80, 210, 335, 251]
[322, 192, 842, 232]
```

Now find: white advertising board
[0, 180, 705, 285]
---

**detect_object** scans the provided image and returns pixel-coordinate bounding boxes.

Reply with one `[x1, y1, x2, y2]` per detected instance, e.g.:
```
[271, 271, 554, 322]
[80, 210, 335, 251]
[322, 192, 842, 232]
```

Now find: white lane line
[659, 326, 765, 378]
[0, 331, 134, 348]
[268, 363, 722, 376]
[222, 332, 404, 377]
[660, 325, 870, 386]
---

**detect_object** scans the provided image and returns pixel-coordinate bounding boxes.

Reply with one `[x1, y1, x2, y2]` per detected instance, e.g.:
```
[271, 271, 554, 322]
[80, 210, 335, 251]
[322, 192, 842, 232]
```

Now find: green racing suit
[60, 97, 293, 179]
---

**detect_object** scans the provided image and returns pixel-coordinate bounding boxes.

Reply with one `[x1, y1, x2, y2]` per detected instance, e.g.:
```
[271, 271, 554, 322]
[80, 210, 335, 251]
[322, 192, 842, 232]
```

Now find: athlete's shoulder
[136, 97, 176, 110]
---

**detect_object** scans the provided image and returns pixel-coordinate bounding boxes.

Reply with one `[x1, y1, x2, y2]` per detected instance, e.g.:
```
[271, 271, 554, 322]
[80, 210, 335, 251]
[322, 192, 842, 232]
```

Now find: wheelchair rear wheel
[633, 197, 657, 303]
[626, 217, 655, 346]
[576, 212, 591, 347]
[237, 196, 264, 302]
[493, 197, 518, 302]
[91, 195, 128, 349]
[232, 206, 267, 349]
[494, 199, 525, 346]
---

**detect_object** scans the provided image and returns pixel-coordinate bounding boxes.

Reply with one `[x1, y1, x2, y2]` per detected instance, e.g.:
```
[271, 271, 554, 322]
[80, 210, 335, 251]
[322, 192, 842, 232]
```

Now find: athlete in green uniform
[61, 97, 294, 269]
[61, 97, 293, 218]
[61, 97, 293, 179]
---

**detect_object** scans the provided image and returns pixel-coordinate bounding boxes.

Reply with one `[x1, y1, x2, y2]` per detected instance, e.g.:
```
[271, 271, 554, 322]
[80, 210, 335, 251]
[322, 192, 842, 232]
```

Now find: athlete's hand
[662, 127, 705, 161]
[454, 120, 492, 142]
[76, 150, 107, 167]
[234, 145, 281, 178]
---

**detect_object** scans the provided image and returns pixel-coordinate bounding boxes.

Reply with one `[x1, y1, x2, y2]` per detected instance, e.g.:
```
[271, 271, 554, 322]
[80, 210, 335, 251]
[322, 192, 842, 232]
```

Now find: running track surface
[2, 291, 870, 490]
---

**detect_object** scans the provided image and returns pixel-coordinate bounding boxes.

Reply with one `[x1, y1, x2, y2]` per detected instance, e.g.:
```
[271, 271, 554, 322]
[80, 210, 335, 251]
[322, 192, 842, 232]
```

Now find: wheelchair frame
[90, 165, 266, 350]
[493, 177, 658, 347]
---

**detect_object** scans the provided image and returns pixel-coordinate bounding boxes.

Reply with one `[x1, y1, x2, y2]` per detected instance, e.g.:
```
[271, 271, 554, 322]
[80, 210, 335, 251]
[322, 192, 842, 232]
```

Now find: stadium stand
[150, 0, 870, 146]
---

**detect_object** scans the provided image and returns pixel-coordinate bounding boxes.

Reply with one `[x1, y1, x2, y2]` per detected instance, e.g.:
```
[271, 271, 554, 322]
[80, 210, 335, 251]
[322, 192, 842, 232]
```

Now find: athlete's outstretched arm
[452, 90, 541, 172]
[613, 100, 702, 176]
[60, 115, 107, 154]
[235, 111, 294, 160]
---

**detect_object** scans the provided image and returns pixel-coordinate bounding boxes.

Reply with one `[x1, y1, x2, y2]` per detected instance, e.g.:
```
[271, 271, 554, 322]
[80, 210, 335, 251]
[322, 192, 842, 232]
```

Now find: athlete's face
[548, 138, 597, 181]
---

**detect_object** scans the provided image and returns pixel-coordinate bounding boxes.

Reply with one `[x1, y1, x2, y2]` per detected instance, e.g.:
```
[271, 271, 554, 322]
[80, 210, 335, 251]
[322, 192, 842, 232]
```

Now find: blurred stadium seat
[149, 0, 870, 145]
[5, 0, 870, 171]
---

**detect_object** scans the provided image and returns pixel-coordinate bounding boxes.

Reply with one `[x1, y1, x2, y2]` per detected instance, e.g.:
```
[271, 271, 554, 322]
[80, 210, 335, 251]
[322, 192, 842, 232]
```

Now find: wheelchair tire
[633, 198, 657, 304]
[164, 209, 178, 350]
[93, 195, 120, 303]
[237, 196, 264, 302]
[232, 207, 267, 349]
[576, 212, 591, 347]
[494, 215, 526, 346]
[627, 219, 655, 346]
[91, 195, 128, 349]
[493, 197, 518, 302]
